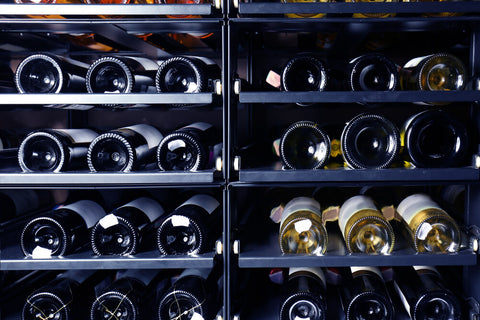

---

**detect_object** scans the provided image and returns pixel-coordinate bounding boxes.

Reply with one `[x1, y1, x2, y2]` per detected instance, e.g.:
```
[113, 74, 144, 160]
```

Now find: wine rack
[0, 0, 480, 319]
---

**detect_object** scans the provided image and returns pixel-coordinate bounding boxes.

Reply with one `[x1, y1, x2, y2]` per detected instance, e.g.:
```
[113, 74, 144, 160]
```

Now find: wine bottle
[15, 54, 88, 93]
[0, 63, 15, 93]
[396, 193, 461, 253]
[90, 269, 165, 320]
[157, 122, 221, 172]
[400, 53, 466, 91]
[282, 0, 330, 19]
[339, 195, 395, 254]
[281, 55, 327, 92]
[401, 110, 469, 168]
[155, 56, 220, 93]
[392, 266, 462, 320]
[340, 267, 394, 320]
[279, 197, 328, 255]
[275, 120, 331, 170]
[86, 56, 159, 94]
[21, 200, 106, 257]
[23, 270, 102, 320]
[157, 268, 220, 320]
[348, 53, 399, 91]
[156, 194, 220, 255]
[349, 0, 397, 18]
[18, 128, 99, 173]
[0, 189, 52, 223]
[91, 197, 165, 255]
[341, 113, 400, 169]
[87, 124, 163, 172]
[280, 267, 327, 320]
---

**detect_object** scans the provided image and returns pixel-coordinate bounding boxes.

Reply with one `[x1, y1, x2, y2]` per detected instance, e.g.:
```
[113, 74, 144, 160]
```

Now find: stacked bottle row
[234, 185, 471, 256]
[234, 266, 463, 320]
[1, 267, 222, 320]
[1, 54, 220, 95]
[0, 122, 221, 172]
[260, 53, 466, 95]
[0, 189, 221, 258]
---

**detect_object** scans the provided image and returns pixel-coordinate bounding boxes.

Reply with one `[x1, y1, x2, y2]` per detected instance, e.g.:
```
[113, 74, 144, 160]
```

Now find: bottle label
[119, 197, 165, 222]
[32, 246, 52, 259]
[171, 215, 191, 227]
[338, 196, 377, 236]
[403, 55, 429, 69]
[123, 124, 163, 149]
[178, 194, 220, 215]
[280, 197, 321, 226]
[396, 194, 443, 225]
[55, 129, 98, 144]
[60, 200, 106, 228]
[117, 269, 160, 286]
[289, 267, 326, 287]
[184, 122, 212, 132]
[350, 266, 383, 280]
[98, 213, 119, 229]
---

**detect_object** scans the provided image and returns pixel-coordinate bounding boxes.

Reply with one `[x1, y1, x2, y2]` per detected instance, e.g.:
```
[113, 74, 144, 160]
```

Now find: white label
[99, 213, 119, 229]
[119, 197, 164, 223]
[289, 267, 326, 287]
[117, 269, 159, 286]
[191, 313, 204, 320]
[397, 194, 444, 225]
[123, 124, 163, 149]
[280, 197, 321, 226]
[338, 195, 377, 237]
[32, 246, 52, 259]
[184, 122, 213, 132]
[60, 200, 106, 229]
[55, 129, 99, 144]
[350, 266, 383, 280]
[294, 219, 312, 233]
[178, 194, 220, 215]
[393, 281, 412, 318]
[168, 139, 186, 151]
[403, 55, 430, 69]
[171, 215, 190, 227]
[294, 317, 309, 320]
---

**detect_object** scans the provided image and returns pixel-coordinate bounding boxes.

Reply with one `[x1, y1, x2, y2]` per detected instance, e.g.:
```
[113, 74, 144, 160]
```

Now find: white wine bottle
[279, 197, 328, 255]
[339, 195, 395, 254]
[397, 193, 461, 253]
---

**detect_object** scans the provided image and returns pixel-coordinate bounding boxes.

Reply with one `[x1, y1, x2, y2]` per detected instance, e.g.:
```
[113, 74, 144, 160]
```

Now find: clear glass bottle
[400, 53, 466, 91]
[157, 194, 221, 255]
[279, 197, 328, 255]
[282, 55, 327, 92]
[277, 121, 331, 170]
[18, 128, 99, 173]
[348, 53, 399, 91]
[157, 268, 220, 320]
[15, 54, 88, 93]
[86, 56, 158, 94]
[91, 197, 165, 255]
[401, 110, 469, 168]
[341, 113, 400, 169]
[339, 195, 395, 254]
[87, 124, 163, 172]
[155, 56, 220, 93]
[21, 200, 106, 257]
[392, 266, 462, 320]
[341, 267, 394, 320]
[396, 193, 461, 253]
[280, 267, 327, 320]
[157, 122, 221, 172]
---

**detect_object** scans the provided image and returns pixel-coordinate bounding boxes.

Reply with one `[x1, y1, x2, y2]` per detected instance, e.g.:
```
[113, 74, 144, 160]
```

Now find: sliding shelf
[238, 91, 480, 104]
[236, 167, 480, 184]
[0, 171, 220, 187]
[0, 249, 216, 270]
[0, 93, 215, 106]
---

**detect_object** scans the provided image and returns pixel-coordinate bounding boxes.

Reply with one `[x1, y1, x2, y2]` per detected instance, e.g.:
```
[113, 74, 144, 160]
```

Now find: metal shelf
[0, 93, 214, 106]
[237, 1, 480, 15]
[238, 91, 480, 104]
[0, 3, 212, 16]
[237, 167, 479, 184]
[0, 170, 219, 187]
[0, 247, 216, 270]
